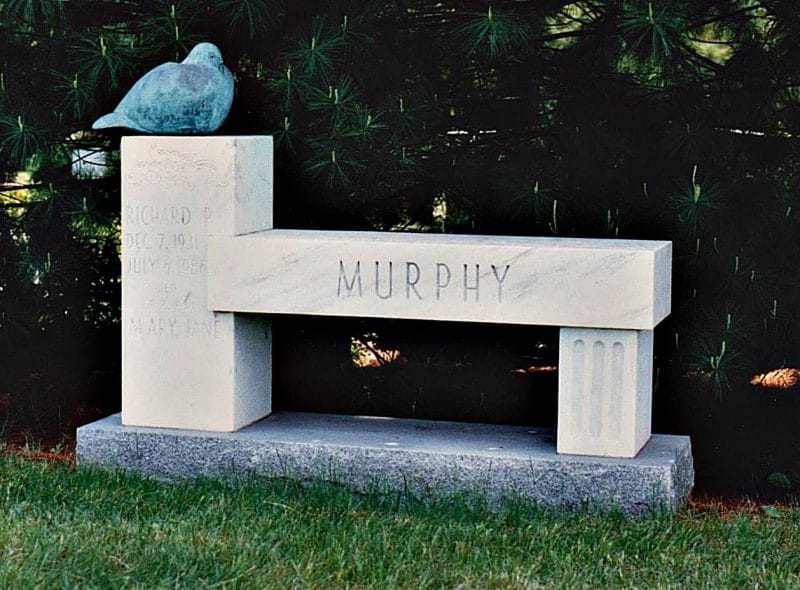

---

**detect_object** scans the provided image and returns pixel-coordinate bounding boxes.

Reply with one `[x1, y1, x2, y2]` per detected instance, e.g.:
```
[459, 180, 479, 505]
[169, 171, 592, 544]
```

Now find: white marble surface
[208, 231, 671, 330]
[121, 136, 273, 431]
[557, 328, 653, 457]
[121, 134, 670, 453]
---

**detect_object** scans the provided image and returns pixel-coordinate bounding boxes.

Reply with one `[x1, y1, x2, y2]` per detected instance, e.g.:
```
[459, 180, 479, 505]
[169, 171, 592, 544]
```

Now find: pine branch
[0, 201, 36, 208]
[679, 44, 725, 73]
[687, 37, 736, 46]
[538, 29, 593, 43]
[693, 3, 771, 28]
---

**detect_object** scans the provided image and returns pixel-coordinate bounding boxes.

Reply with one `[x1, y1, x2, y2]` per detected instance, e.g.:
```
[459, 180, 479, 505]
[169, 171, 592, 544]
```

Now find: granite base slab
[76, 412, 693, 516]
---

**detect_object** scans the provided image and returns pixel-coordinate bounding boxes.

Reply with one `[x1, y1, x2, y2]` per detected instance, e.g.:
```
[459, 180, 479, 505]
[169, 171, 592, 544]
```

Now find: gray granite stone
[77, 412, 693, 517]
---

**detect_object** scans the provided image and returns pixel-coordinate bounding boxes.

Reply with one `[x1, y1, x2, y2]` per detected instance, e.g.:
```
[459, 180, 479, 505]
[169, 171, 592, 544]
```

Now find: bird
[92, 42, 234, 134]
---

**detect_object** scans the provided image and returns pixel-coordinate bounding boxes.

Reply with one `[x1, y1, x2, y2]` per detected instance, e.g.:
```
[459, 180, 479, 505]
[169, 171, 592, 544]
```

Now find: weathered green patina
[93, 43, 233, 134]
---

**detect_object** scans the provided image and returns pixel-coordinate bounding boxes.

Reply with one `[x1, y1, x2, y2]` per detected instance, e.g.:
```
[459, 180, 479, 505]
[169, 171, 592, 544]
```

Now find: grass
[0, 455, 799, 589]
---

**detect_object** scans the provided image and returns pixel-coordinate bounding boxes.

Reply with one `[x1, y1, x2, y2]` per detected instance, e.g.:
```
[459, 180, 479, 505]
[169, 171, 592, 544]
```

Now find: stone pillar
[121, 136, 273, 431]
[557, 328, 653, 458]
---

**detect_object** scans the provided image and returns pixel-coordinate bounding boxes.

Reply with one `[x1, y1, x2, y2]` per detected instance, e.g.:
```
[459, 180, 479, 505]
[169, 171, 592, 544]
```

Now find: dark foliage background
[0, 0, 798, 497]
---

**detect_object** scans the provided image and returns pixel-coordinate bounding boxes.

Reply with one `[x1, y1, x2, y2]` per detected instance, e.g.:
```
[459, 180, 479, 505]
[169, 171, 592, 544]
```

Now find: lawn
[0, 453, 798, 589]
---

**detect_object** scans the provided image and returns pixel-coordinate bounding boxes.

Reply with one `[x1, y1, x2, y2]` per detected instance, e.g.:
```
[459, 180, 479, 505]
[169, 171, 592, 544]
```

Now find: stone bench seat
[206, 229, 670, 458]
[76, 135, 692, 515]
[116, 136, 670, 460]
[207, 230, 669, 330]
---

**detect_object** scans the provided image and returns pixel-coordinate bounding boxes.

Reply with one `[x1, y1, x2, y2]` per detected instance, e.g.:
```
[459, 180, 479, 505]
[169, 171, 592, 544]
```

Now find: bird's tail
[92, 112, 136, 130]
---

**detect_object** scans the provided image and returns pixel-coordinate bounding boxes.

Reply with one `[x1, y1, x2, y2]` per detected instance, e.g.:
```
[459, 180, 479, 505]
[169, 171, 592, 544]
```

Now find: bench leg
[121, 136, 273, 431]
[557, 328, 653, 458]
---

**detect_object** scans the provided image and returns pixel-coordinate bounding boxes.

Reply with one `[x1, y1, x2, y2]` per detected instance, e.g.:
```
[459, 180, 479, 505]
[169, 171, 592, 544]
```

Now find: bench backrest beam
[207, 231, 670, 330]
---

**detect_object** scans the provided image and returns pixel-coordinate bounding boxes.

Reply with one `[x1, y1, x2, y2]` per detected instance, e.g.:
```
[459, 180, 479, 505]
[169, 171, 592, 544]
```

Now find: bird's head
[183, 42, 226, 72]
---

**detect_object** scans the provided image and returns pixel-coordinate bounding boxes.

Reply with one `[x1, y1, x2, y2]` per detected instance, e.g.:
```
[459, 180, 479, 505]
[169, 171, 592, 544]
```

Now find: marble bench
[118, 135, 670, 459]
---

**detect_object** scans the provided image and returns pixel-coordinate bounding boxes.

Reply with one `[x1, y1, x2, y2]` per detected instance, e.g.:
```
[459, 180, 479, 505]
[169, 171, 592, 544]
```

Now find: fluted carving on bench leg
[557, 328, 653, 458]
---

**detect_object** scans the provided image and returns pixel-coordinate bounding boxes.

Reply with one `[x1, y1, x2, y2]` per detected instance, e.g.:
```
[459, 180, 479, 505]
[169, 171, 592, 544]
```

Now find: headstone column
[121, 136, 273, 431]
[557, 328, 653, 458]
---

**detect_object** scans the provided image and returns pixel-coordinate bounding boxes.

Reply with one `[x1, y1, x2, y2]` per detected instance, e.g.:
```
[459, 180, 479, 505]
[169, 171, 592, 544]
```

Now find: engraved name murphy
[337, 260, 511, 303]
